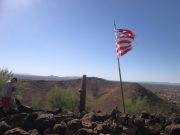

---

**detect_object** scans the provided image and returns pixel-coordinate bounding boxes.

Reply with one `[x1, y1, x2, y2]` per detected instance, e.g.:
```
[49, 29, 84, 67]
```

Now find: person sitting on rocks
[1, 77, 18, 114]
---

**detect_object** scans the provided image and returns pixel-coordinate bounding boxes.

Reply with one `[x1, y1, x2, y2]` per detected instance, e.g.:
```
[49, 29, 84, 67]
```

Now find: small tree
[47, 86, 79, 112]
[124, 96, 148, 114]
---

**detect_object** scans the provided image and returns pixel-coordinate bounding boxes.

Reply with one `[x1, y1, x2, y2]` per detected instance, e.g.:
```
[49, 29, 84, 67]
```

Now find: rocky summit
[0, 105, 180, 135]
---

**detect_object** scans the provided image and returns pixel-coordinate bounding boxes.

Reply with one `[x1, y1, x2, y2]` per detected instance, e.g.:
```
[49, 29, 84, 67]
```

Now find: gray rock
[24, 112, 38, 130]
[141, 111, 150, 119]
[75, 128, 95, 135]
[4, 128, 30, 135]
[28, 129, 40, 135]
[34, 113, 55, 133]
[0, 121, 11, 135]
[112, 124, 123, 135]
[67, 119, 82, 131]
[53, 121, 67, 134]
[10, 113, 28, 127]
[165, 124, 180, 135]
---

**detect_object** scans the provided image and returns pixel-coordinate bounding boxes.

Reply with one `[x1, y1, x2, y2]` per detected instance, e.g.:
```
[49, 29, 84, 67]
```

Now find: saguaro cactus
[79, 75, 86, 113]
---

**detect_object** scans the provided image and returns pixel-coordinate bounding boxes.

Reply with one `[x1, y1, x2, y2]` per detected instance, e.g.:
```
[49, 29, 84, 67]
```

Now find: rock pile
[0, 106, 179, 135]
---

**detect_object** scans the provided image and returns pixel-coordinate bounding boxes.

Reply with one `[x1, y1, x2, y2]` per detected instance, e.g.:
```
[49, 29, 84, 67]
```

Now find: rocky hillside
[0, 105, 179, 135]
[19, 77, 174, 113]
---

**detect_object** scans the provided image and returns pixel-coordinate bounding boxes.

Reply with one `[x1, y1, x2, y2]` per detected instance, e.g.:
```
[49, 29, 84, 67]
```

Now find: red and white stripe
[115, 29, 135, 58]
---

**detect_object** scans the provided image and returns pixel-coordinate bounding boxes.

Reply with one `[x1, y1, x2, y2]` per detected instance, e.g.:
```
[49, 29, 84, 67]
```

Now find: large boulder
[148, 123, 163, 133]
[46, 108, 62, 115]
[94, 123, 109, 134]
[53, 121, 67, 134]
[141, 111, 150, 119]
[92, 113, 110, 122]
[134, 117, 145, 128]
[134, 117, 145, 134]
[54, 112, 77, 123]
[81, 120, 92, 129]
[24, 112, 38, 130]
[75, 128, 95, 135]
[28, 129, 40, 135]
[0, 121, 11, 135]
[67, 119, 82, 131]
[66, 119, 82, 135]
[34, 113, 55, 133]
[81, 112, 95, 121]
[165, 124, 180, 135]
[81, 112, 110, 122]
[94, 122, 117, 134]
[146, 114, 166, 128]
[9, 113, 28, 127]
[123, 126, 137, 135]
[112, 123, 123, 135]
[4, 128, 30, 135]
[168, 114, 180, 125]
[116, 113, 129, 125]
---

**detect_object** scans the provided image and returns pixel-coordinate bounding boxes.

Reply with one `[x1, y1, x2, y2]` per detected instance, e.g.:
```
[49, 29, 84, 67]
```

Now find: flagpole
[117, 57, 126, 113]
[114, 20, 126, 112]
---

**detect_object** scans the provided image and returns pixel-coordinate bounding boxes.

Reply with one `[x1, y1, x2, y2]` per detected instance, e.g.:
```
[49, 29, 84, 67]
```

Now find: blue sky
[0, 0, 180, 83]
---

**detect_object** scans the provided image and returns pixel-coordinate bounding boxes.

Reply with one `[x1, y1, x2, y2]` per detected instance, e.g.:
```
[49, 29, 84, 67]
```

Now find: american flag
[115, 29, 135, 58]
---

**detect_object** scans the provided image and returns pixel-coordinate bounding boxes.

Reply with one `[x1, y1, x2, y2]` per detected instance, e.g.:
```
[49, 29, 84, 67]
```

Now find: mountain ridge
[19, 77, 177, 113]
[14, 74, 180, 86]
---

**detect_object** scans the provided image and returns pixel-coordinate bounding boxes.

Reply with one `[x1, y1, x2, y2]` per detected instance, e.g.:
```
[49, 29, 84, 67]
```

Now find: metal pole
[117, 57, 125, 112]
[114, 20, 125, 112]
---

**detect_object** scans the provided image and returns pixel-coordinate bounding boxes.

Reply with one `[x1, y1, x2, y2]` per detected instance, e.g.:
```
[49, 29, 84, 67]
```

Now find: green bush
[124, 96, 148, 114]
[15, 80, 29, 100]
[0, 68, 13, 97]
[31, 96, 48, 109]
[16, 80, 29, 91]
[47, 86, 79, 112]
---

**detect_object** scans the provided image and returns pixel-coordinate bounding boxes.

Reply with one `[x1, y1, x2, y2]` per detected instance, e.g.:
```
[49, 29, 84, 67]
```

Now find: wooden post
[79, 75, 87, 113]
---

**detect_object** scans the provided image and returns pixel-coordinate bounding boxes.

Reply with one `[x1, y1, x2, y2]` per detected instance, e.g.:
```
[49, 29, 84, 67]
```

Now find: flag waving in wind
[115, 29, 135, 57]
[113, 22, 136, 112]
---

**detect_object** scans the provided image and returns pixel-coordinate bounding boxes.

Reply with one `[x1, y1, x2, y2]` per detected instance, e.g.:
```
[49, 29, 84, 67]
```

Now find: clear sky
[0, 0, 180, 83]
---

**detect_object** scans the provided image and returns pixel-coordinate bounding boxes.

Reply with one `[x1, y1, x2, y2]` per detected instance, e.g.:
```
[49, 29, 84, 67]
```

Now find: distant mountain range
[139, 81, 180, 86]
[14, 74, 80, 81]
[14, 74, 180, 86]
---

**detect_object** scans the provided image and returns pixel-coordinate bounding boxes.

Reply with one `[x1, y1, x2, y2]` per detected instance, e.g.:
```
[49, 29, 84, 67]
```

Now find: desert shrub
[47, 86, 79, 112]
[15, 80, 29, 100]
[31, 96, 49, 109]
[124, 96, 148, 114]
[86, 101, 92, 111]
[0, 68, 13, 97]
[16, 80, 29, 91]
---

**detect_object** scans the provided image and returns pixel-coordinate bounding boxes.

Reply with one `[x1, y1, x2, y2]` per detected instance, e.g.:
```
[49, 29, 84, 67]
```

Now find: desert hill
[19, 77, 175, 113]
[0, 77, 179, 135]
